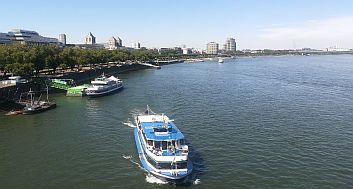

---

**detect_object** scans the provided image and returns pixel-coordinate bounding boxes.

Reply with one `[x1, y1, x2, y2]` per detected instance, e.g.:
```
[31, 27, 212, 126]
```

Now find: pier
[137, 62, 161, 69]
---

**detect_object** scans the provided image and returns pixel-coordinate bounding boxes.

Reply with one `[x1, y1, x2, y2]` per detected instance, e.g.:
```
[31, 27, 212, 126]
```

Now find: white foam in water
[193, 179, 201, 185]
[122, 155, 132, 160]
[145, 174, 168, 185]
[122, 121, 136, 128]
[123, 155, 145, 171]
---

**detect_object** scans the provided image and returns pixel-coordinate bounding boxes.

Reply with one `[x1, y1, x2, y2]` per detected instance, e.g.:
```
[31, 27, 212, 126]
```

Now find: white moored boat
[85, 74, 123, 97]
[134, 106, 193, 182]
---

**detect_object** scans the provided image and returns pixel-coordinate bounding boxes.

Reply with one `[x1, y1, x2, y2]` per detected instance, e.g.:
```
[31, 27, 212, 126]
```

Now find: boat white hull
[134, 127, 192, 182]
[86, 85, 123, 97]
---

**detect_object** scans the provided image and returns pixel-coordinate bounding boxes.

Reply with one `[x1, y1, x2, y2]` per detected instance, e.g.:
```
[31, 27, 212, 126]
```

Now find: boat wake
[193, 178, 201, 185]
[145, 174, 168, 185]
[130, 109, 142, 117]
[122, 155, 144, 171]
[122, 118, 136, 128]
[123, 155, 201, 186]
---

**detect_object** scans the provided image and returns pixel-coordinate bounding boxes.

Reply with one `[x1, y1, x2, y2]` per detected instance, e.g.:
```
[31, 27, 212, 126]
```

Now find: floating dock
[66, 85, 90, 97]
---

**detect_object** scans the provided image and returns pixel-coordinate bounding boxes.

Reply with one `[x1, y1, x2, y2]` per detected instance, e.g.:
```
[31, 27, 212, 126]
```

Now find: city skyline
[1, 0, 353, 50]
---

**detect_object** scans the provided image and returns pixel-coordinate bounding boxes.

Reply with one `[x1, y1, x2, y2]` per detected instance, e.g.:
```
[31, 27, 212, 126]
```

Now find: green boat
[50, 79, 75, 90]
[66, 85, 90, 97]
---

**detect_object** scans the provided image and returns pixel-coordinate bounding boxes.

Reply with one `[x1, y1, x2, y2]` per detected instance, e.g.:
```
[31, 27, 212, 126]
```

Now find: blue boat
[134, 106, 193, 182]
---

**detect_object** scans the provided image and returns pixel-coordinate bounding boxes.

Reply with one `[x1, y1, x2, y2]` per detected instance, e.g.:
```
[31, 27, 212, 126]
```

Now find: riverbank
[0, 62, 154, 112]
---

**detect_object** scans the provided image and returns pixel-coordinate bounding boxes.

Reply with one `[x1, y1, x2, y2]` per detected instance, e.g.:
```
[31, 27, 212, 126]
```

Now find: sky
[1, 0, 353, 50]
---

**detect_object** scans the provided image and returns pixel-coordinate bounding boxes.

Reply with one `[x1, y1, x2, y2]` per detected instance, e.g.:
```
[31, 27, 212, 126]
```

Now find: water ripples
[1, 55, 353, 188]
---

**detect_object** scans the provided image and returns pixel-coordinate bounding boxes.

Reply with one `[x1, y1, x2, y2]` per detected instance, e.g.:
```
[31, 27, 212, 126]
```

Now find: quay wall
[0, 63, 148, 102]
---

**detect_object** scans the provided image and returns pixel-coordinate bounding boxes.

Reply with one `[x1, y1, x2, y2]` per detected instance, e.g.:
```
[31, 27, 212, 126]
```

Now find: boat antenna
[145, 105, 156, 115]
[162, 113, 168, 128]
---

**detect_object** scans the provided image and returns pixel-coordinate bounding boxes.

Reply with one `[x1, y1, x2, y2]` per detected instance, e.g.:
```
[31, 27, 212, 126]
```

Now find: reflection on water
[1, 55, 353, 188]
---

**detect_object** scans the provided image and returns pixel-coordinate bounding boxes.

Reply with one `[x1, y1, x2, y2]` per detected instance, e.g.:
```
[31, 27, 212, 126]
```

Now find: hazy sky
[1, 0, 353, 50]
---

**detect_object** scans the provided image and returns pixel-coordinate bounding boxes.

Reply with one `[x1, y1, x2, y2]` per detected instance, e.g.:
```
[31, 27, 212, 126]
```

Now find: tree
[45, 45, 62, 73]
[60, 48, 76, 70]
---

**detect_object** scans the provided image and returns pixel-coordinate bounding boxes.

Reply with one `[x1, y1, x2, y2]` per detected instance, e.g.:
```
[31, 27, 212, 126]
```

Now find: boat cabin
[137, 115, 189, 157]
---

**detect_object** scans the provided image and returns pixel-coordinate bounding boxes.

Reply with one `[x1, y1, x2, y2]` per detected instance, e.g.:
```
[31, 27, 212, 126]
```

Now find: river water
[1, 55, 353, 188]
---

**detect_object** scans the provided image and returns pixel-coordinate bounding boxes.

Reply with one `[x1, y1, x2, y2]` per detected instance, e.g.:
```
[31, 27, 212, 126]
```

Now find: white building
[85, 32, 96, 45]
[206, 42, 219, 54]
[59, 34, 66, 45]
[106, 36, 118, 50]
[326, 45, 351, 52]
[132, 42, 140, 49]
[8, 29, 58, 45]
[223, 37, 236, 52]
[182, 48, 192, 54]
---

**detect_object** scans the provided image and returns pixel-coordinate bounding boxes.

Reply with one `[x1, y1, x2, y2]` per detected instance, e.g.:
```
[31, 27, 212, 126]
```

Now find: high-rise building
[59, 34, 66, 45]
[132, 42, 140, 49]
[223, 37, 236, 52]
[7, 29, 58, 45]
[206, 42, 219, 54]
[85, 32, 96, 45]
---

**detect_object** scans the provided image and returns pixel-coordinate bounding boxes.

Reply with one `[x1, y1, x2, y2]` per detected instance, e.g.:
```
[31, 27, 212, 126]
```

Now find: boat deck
[139, 120, 184, 141]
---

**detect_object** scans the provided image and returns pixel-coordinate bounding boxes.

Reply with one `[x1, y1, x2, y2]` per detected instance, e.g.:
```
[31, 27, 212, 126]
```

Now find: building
[106, 36, 118, 50]
[182, 47, 192, 54]
[326, 45, 351, 52]
[7, 29, 58, 45]
[206, 42, 219, 54]
[132, 42, 140, 49]
[58, 34, 66, 45]
[85, 32, 96, 45]
[0, 32, 12, 44]
[105, 36, 123, 50]
[223, 37, 236, 52]
[116, 37, 122, 47]
[158, 47, 183, 54]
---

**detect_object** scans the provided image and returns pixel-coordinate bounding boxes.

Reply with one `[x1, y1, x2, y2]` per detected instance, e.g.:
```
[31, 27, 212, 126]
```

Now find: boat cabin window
[147, 140, 153, 146]
[168, 141, 176, 148]
[155, 141, 161, 149]
[180, 139, 185, 145]
[153, 127, 172, 133]
[162, 141, 167, 150]
[174, 161, 187, 169]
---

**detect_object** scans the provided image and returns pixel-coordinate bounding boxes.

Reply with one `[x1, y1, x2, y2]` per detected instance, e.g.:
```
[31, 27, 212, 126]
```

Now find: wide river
[1, 55, 353, 188]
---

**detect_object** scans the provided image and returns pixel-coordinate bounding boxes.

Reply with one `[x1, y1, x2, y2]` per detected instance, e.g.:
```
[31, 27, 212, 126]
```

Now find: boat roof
[91, 75, 120, 85]
[138, 115, 184, 141]
[68, 85, 87, 90]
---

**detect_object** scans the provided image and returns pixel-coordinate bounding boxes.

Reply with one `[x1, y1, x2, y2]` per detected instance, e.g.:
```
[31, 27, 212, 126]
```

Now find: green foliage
[5, 62, 34, 75]
[0, 44, 177, 76]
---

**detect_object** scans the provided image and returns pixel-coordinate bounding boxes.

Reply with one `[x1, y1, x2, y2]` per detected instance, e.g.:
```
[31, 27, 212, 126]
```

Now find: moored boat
[21, 88, 56, 115]
[134, 106, 193, 182]
[23, 101, 56, 114]
[85, 74, 123, 97]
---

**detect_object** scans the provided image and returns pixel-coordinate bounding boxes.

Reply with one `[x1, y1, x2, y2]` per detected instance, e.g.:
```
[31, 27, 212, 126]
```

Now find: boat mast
[46, 86, 49, 102]
[29, 88, 34, 106]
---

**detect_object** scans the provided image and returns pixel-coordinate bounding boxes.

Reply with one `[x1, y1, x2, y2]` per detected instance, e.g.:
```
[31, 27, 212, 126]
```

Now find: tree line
[0, 44, 161, 76]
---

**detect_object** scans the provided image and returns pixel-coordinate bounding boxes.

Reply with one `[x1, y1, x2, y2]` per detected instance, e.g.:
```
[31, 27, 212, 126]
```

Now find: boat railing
[148, 145, 188, 156]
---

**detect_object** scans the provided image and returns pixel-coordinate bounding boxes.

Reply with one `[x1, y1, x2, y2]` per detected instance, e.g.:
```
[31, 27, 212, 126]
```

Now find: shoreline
[0, 59, 186, 113]
[0, 63, 155, 112]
